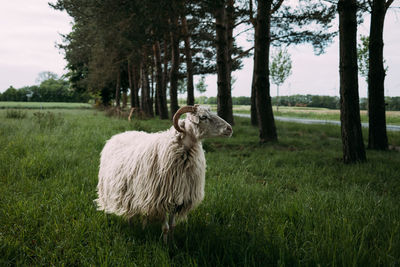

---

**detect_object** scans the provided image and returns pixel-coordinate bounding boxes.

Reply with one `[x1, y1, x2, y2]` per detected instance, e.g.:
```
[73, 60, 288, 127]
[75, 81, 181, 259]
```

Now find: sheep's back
[96, 129, 206, 220]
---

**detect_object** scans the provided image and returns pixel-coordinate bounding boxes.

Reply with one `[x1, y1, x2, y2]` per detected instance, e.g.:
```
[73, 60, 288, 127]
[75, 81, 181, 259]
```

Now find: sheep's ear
[188, 113, 199, 124]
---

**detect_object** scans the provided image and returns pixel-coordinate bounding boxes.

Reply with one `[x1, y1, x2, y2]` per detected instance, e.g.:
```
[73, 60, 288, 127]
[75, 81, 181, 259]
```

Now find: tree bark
[115, 71, 121, 108]
[215, 0, 234, 125]
[226, 0, 234, 101]
[254, 0, 277, 143]
[250, 55, 258, 126]
[122, 88, 127, 108]
[127, 59, 135, 109]
[169, 15, 180, 118]
[132, 64, 140, 109]
[153, 40, 169, 119]
[162, 34, 169, 116]
[181, 15, 195, 106]
[338, 0, 366, 163]
[368, 0, 388, 150]
[141, 49, 154, 117]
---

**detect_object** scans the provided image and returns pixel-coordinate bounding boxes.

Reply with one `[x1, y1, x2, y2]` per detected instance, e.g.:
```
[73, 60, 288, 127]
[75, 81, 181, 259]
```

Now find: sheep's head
[173, 105, 233, 139]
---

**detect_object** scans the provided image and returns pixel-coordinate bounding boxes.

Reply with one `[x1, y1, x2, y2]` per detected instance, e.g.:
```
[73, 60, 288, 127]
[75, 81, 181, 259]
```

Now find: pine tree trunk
[181, 15, 195, 106]
[151, 64, 157, 116]
[153, 40, 169, 119]
[250, 53, 258, 126]
[122, 88, 127, 108]
[338, 0, 366, 163]
[226, 0, 234, 115]
[132, 64, 140, 109]
[215, 0, 234, 125]
[162, 35, 169, 116]
[368, 0, 388, 150]
[169, 15, 180, 118]
[115, 71, 121, 108]
[254, 0, 277, 143]
[127, 59, 135, 109]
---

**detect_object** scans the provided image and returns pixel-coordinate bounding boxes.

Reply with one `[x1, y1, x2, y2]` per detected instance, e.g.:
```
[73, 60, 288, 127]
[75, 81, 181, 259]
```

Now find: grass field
[216, 105, 400, 126]
[1, 108, 399, 266]
[0, 101, 92, 109]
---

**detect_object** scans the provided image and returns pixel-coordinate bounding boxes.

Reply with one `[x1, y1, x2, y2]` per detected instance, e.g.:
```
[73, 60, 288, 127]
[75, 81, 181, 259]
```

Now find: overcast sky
[0, 0, 399, 98]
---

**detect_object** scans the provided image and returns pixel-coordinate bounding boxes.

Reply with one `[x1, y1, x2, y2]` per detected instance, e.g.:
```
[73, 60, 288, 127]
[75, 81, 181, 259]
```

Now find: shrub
[6, 109, 27, 119]
[33, 111, 64, 129]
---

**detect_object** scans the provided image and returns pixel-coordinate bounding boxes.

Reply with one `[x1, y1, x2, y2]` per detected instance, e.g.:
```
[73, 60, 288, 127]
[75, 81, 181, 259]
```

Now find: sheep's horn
[173, 106, 197, 133]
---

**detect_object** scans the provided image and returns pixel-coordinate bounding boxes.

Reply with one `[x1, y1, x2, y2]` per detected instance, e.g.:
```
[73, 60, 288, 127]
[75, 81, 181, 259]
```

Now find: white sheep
[95, 105, 232, 242]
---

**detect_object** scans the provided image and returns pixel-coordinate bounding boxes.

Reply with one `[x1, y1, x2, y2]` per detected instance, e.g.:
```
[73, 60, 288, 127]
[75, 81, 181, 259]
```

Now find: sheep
[95, 104, 233, 242]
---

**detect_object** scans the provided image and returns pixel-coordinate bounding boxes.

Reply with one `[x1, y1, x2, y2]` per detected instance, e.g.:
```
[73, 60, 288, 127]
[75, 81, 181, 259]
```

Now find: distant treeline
[0, 79, 91, 103]
[195, 95, 400, 111]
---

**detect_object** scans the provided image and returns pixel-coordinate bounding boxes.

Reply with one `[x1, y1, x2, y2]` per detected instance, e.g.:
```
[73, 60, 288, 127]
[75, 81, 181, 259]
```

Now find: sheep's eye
[199, 115, 208, 120]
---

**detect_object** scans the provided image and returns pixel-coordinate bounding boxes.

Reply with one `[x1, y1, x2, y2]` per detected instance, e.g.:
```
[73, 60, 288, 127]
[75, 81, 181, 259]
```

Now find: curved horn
[173, 106, 197, 132]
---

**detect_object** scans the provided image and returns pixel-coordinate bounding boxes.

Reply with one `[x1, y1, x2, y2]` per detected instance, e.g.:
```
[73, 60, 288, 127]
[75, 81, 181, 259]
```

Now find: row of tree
[0, 72, 90, 103]
[196, 95, 400, 111]
[52, 0, 395, 163]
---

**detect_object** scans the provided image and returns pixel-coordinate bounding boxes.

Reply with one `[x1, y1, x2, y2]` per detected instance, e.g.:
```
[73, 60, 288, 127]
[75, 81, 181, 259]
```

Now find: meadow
[1, 106, 399, 266]
[219, 105, 400, 126]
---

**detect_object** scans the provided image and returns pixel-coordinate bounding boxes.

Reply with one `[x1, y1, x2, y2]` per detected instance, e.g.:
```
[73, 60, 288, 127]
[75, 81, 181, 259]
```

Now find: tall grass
[0, 109, 399, 266]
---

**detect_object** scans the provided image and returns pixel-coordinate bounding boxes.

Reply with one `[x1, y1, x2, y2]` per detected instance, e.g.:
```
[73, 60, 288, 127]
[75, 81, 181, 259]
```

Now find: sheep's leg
[161, 215, 169, 244]
[168, 212, 176, 243]
[142, 217, 148, 230]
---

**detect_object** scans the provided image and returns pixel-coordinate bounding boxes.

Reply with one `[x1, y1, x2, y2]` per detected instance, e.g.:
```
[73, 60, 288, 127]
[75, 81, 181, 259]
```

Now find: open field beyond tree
[0, 108, 399, 266]
[224, 105, 400, 126]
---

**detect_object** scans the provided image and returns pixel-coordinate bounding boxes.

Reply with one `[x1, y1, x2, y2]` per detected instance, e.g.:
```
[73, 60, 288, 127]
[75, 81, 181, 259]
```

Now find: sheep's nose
[225, 125, 233, 136]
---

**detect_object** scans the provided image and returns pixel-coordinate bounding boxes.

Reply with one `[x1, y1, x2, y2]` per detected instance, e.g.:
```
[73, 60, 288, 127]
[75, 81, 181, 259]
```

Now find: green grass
[1, 109, 399, 266]
[0, 101, 92, 109]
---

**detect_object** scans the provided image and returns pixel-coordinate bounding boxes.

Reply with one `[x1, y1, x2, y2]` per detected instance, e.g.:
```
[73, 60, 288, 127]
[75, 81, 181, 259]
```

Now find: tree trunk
[122, 88, 127, 108]
[153, 40, 169, 119]
[162, 34, 169, 116]
[127, 59, 135, 109]
[169, 15, 180, 118]
[151, 64, 157, 116]
[115, 71, 121, 108]
[181, 15, 195, 106]
[132, 64, 140, 109]
[250, 53, 258, 126]
[141, 49, 154, 117]
[254, 0, 277, 143]
[338, 0, 366, 163]
[368, 0, 388, 150]
[215, 0, 234, 125]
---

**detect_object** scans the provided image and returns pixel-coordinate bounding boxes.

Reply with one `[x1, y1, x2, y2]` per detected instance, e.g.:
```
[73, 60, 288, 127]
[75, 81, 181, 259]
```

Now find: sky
[0, 0, 399, 98]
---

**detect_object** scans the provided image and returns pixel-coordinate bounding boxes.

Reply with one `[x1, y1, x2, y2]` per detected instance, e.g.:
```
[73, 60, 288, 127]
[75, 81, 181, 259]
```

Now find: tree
[36, 71, 59, 84]
[249, 0, 336, 140]
[195, 76, 207, 94]
[338, 0, 366, 163]
[214, 0, 234, 125]
[367, 0, 394, 150]
[270, 48, 292, 111]
[168, 1, 181, 118]
[254, 0, 277, 143]
[181, 14, 195, 106]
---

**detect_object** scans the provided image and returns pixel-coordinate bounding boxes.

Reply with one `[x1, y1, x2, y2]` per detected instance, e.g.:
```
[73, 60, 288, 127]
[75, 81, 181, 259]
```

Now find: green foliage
[35, 71, 59, 84]
[270, 48, 292, 87]
[357, 35, 388, 82]
[195, 76, 208, 94]
[357, 35, 369, 80]
[0, 109, 399, 266]
[0, 76, 91, 103]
